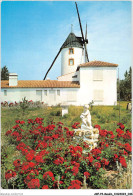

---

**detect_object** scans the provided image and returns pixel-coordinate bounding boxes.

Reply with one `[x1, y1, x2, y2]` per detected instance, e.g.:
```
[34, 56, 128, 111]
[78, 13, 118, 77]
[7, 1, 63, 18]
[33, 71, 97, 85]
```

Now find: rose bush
[4, 118, 131, 189]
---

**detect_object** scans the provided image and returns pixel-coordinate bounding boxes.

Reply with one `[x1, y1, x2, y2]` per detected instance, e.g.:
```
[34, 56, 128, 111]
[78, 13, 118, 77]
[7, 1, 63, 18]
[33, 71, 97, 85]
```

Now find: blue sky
[1, 1, 132, 80]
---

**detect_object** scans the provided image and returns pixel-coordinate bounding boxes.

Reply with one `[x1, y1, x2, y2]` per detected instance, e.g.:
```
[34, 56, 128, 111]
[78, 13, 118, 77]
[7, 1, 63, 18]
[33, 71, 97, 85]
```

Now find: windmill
[43, 2, 89, 80]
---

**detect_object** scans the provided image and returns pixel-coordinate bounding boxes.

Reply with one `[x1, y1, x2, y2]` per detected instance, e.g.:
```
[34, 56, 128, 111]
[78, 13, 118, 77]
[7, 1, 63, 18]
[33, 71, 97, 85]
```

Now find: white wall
[1, 67, 117, 106]
[1, 88, 79, 106]
[77, 67, 117, 105]
[61, 47, 84, 75]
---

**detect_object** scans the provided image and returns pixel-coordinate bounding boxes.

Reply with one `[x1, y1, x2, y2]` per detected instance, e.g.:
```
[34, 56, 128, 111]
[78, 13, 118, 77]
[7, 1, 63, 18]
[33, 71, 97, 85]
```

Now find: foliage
[50, 110, 61, 116]
[118, 67, 132, 101]
[2, 117, 131, 189]
[88, 100, 94, 111]
[20, 97, 29, 115]
[1, 66, 9, 80]
[1, 99, 45, 109]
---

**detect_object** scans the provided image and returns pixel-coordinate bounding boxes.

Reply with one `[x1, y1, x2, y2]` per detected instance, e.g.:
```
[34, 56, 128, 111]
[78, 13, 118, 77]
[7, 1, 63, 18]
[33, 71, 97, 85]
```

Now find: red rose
[52, 134, 59, 139]
[5, 130, 12, 136]
[68, 180, 81, 189]
[27, 179, 40, 189]
[94, 162, 101, 170]
[24, 174, 35, 185]
[13, 159, 21, 167]
[35, 155, 44, 163]
[84, 172, 91, 179]
[124, 143, 131, 152]
[94, 124, 101, 130]
[119, 156, 127, 168]
[43, 171, 55, 181]
[20, 121, 25, 124]
[72, 166, 79, 176]
[26, 153, 34, 161]
[5, 170, 17, 181]
[42, 185, 49, 189]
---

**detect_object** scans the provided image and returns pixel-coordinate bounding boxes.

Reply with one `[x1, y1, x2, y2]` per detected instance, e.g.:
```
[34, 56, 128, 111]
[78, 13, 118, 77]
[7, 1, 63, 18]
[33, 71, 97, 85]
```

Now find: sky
[1, 1, 132, 80]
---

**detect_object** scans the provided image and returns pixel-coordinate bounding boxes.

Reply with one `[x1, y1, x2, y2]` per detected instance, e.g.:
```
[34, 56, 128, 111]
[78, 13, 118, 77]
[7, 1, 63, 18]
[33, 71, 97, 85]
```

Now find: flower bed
[1, 100, 46, 108]
[4, 118, 131, 189]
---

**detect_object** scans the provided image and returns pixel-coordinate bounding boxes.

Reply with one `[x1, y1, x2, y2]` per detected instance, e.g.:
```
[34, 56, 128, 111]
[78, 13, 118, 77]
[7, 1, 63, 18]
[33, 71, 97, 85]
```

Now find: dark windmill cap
[61, 32, 83, 49]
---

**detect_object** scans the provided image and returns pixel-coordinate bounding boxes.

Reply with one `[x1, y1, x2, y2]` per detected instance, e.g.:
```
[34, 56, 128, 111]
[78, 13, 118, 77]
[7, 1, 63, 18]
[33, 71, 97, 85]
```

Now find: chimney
[9, 73, 18, 86]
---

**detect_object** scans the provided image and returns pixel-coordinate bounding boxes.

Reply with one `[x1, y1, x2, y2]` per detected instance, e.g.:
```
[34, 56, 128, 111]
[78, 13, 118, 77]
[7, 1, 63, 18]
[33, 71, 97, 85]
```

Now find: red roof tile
[1, 80, 80, 88]
[79, 60, 118, 68]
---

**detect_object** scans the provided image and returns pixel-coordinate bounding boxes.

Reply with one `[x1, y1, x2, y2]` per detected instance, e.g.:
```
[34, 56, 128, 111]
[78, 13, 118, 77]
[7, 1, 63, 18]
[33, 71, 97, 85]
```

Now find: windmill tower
[43, 2, 89, 80]
[61, 29, 85, 76]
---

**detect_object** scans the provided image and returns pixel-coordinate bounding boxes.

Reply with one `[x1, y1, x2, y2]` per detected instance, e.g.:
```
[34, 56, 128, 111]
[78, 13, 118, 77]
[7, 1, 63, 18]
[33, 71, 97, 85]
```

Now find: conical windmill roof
[61, 33, 83, 49]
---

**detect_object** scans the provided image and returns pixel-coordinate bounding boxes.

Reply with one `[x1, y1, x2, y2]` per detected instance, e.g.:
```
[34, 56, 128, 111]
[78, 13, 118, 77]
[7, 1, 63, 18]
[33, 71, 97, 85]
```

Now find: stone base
[74, 128, 99, 150]
[81, 124, 93, 130]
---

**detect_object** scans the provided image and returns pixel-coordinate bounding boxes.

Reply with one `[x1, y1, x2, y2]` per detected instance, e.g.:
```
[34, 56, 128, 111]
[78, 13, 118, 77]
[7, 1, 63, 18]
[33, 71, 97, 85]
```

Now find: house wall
[61, 47, 84, 76]
[77, 67, 117, 105]
[1, 67, 117, 106]
[1, 88, 79, 106]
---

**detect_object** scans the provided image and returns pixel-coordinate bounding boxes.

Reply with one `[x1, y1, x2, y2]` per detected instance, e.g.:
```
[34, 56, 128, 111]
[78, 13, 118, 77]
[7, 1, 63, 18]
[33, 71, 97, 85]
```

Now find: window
[69, 58, 74, 66]
[44, 90, 47, 96]
[93, 70, 103, 81]
[57, 90, 60, 96]
[4, 90, 7, 96]
[93, 90, 103, 102]
[72, 75, 77, 78]
[69, 48, 74, 54]
[67, 91, 77, 102]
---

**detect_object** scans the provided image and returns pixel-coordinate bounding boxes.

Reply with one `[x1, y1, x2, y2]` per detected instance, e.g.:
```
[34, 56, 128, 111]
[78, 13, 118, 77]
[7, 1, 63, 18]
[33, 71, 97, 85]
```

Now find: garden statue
[80, 104, 93, 129]
[74, 104, 99, 151]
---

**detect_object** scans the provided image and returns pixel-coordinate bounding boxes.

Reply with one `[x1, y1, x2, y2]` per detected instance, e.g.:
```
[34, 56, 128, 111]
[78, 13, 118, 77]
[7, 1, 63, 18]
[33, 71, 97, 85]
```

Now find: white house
[1, 32, 118, 106]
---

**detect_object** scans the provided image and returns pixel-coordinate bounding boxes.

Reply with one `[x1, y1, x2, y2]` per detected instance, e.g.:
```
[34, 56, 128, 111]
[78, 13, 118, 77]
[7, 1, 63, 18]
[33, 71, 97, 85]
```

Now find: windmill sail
[85, 23, 89, 62]
[75, 2, 89, 62]
[43, 48, 62, 80]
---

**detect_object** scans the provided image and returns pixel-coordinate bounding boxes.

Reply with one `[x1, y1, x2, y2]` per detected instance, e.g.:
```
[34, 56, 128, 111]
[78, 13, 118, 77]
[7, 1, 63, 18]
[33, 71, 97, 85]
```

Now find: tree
[1, 66, 9, 80]
[118, 67, 132, 101]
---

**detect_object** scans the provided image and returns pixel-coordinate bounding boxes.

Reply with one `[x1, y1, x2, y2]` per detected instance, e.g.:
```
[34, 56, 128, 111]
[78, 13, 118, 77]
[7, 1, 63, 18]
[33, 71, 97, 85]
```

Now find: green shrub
[50, 110, 61, 116]
[62, 114, 70, 119]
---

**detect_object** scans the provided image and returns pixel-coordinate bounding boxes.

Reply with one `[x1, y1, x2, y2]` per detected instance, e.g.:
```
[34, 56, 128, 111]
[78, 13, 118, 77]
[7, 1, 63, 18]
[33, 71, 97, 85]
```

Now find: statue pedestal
[74, 127, 99, 151]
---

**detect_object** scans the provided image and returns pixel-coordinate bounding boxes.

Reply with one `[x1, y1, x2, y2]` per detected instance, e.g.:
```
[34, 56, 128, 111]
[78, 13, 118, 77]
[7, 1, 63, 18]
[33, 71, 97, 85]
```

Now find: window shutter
[93, 70, 103, 81]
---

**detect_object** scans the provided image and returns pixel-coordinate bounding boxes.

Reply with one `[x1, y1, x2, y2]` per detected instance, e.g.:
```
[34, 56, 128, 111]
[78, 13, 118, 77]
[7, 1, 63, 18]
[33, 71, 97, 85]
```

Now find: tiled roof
[78, 61, 118, 68]
[61, 33, 83, 49]
[1, 80, 80, 88]
[57, 71, 75, 78]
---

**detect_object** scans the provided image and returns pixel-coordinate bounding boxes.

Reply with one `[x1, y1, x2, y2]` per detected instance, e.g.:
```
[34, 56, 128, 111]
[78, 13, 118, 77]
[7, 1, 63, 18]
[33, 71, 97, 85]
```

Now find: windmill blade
[75, 2, 85, 43]
[84, 43, 89, 62]
[75, 2, 89, 62]
[85, 23, 89, 62]
[85, 23, 87, 40]
[43, 48, 62, 80]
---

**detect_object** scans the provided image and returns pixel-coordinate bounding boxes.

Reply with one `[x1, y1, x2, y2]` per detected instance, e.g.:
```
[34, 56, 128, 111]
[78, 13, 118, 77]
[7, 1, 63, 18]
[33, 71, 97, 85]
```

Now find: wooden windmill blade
[85, 23, 89, 62]
[75, 2, 89, 62]
[43, 48, 62, 80]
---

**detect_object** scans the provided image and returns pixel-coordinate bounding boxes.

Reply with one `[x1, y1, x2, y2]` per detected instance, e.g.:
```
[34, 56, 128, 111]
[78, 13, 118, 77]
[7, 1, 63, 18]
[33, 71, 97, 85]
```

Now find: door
[49, 90, 56, 105]
[36, 90, 42, 101]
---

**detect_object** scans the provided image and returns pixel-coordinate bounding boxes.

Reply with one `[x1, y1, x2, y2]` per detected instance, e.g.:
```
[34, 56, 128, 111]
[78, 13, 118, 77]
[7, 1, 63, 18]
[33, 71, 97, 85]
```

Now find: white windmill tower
[60, 24, 86, 76]
[43, 2, 89, 80]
